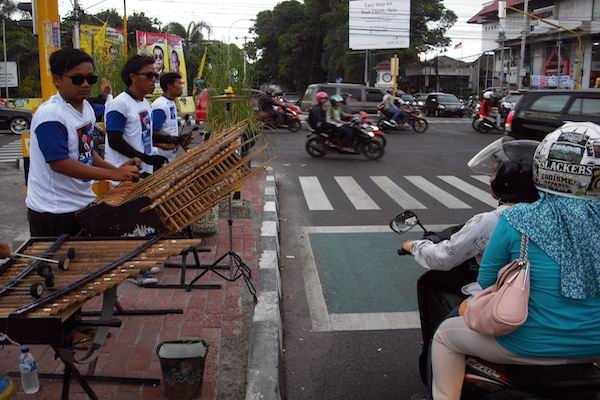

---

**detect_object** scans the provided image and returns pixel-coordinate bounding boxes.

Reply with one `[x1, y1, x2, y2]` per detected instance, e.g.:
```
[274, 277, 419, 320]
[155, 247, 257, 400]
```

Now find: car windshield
[438, 95, 460, 103]
[401, 95, 415, 102]
[504, 94, 522, 103]
[416, 95, 428, 101]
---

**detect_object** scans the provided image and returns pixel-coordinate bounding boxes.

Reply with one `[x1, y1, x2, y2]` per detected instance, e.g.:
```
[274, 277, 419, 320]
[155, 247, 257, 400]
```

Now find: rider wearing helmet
[479, 90, 495, 117]
[402, 137, 540, 387]
[308, 91, 335, 132]
[259, 87, 286, 126]
[328, 95, 355, 151]
[382, 88, 406, 125]
[431, 122, 600, 400]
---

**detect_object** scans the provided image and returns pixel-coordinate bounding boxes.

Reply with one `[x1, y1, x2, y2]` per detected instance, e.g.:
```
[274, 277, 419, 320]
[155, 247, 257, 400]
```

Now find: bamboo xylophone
[0, 237, 201, 345]
[76, 122, 268, 236]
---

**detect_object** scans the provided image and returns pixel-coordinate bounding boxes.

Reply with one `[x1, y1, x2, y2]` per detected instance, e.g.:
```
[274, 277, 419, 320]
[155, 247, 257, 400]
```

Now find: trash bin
[157, 338, 209, 400]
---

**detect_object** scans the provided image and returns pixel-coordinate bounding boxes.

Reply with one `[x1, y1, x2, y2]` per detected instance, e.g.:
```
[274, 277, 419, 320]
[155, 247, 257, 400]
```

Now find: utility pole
[2, 18, 8, 99]
[518, 0, 529, 89]
[236, 35, 249, 82]
[364, 50, 370, 86]
[557, 32, 562, 88]
[37, 0, 61, 100]
[476, 55, 481, 94]
[435, 52, 440, 91]
[499, 32, 506, 94]
[485, 53, 490, 90]
[73, 0, 81, 48]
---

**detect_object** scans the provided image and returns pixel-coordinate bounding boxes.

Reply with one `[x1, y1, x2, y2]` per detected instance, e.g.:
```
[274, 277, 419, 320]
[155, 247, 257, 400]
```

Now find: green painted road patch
[309, 232, 424, 315]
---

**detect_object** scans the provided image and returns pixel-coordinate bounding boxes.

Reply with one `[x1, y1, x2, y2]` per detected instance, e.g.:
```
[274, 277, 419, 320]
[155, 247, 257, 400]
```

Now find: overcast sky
[58, 0, 484, 61]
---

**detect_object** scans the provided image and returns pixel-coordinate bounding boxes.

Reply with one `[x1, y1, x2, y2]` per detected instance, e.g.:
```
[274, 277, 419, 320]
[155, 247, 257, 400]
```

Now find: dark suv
[424, 93, 465, 117]
[506, 90, 600, 140]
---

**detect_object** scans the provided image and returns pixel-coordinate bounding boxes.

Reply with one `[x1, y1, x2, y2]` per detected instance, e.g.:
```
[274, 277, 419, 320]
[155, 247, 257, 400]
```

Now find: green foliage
[251, 0, 457, 91]
[92, 52, 129, 96]
[204, 43, 257, 134]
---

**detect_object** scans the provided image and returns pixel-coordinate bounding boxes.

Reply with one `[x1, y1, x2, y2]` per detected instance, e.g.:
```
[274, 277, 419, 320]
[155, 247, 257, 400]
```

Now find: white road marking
[299, 176, 333, 210]
[334, 176, 380, 210]
[437, 176, 497, 207]
[370, 176, 426, 209]
[471, 175, 490, 184]
[330, 312, 421, 331]
[405, 176, 472, 209]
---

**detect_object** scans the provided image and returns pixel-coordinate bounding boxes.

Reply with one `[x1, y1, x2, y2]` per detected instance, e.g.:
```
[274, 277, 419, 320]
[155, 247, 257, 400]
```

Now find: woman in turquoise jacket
[431, 122, 600, 400]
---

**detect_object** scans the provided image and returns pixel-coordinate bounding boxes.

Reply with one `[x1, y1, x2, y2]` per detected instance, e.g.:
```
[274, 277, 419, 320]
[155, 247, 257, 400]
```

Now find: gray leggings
[432, 316, 595, 400]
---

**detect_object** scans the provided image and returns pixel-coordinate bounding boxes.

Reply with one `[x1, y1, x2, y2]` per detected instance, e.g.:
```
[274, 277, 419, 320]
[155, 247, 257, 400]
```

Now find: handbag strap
[519, 234, 529, 262]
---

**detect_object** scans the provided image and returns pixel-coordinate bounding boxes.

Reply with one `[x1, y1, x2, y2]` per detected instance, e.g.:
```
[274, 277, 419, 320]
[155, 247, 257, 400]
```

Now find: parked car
[0, 105, 32, 134]
[300, 83, 384, 113]
[399, 93, 417, 106]
[424, 93, 465, 117]
[506, 90, 600, 140]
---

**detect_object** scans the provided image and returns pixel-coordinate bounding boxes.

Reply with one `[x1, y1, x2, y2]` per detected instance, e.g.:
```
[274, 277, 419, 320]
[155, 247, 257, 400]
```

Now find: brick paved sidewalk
[0, 171, 264, 400]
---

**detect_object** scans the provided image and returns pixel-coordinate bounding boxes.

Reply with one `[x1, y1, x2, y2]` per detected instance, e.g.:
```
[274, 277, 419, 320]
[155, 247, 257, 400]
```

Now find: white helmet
[483, 91, 495, 99]
[533, 122, 600, 200]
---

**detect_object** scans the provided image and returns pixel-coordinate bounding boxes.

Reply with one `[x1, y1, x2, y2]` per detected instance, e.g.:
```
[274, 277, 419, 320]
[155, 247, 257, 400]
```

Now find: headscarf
[502, 192, 600, 300]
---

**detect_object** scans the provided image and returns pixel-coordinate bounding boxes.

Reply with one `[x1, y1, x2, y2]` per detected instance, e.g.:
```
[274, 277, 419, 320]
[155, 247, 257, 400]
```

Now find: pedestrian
[104, 54, 168, 180]
[25, 48, 140, 238]
[104, 54, 168, 286]
[152, 72, 188, 163]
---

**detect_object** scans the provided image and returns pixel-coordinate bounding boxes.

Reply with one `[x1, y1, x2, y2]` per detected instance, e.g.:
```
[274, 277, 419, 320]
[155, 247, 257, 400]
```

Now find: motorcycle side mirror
[389, 210, 419, 234]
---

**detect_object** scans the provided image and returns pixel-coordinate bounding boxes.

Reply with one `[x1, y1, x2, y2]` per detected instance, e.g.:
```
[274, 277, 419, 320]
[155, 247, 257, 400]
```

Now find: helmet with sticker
[533, 122, 600, 200]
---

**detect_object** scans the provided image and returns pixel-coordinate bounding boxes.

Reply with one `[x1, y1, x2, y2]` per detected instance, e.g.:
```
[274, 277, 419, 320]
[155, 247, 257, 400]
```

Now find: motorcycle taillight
[505, 110, 515, 132]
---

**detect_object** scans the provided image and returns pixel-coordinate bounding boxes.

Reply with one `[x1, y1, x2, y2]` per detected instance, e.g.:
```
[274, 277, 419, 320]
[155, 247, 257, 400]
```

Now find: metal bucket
[156, 338, 209, 400]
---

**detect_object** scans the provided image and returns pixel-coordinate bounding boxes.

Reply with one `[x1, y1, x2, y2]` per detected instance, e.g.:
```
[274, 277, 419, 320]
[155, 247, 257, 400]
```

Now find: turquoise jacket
[478, 217, 600, 358]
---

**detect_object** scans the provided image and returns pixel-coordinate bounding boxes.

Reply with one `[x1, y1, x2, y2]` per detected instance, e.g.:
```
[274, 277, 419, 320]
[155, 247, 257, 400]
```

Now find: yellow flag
[196, 47, 208, 80]
[93, 21, 109, 57]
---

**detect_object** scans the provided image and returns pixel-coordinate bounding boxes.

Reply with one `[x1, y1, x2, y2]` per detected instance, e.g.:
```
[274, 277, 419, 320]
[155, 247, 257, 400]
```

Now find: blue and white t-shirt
[151, 96, 179, 162]
[26, 94, 97, 213]
[104, 91, 153, 173]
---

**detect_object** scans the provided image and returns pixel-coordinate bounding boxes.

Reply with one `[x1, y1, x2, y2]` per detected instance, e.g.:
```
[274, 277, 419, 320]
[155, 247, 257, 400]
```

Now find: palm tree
[163, 20, 211, 48]
[1, 0, 19, 19]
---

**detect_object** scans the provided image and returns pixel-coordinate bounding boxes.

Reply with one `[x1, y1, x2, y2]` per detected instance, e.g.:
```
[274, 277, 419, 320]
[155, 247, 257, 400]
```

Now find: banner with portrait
[80, 24, 123, 59]
[136, 31, 188, 95]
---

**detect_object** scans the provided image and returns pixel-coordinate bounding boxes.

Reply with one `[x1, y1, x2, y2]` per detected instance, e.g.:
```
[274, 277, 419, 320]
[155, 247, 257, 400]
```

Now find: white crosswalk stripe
[0, 140, 23, 163]
[299, 176, 334, 210]
[297, 175, 497, 212]
[405, 176, 472, 209]
[334, 176, 380, 210]
[437, 176, 497, 207]
[370, 176, 426, 209]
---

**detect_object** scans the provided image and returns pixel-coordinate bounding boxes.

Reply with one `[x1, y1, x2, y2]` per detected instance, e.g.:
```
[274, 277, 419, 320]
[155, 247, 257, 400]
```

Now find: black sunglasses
[64, 74, 99, 85]
[135, 71, 160, 80]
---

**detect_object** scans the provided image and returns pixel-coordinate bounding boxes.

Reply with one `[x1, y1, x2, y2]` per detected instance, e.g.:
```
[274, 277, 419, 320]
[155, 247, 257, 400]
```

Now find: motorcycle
[472, 114, 504, 134]
[305, 116, 385, 160]
[258, 103, 302, 132]
[357, 112, 387, 147]
[377, 104, 429, 133]
[390, 209, 600, 399]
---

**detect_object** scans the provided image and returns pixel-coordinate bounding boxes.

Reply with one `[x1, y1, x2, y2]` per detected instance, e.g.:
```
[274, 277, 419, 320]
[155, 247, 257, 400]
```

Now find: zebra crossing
[0, 139, 23, 164]
[298, 175, 495, 211]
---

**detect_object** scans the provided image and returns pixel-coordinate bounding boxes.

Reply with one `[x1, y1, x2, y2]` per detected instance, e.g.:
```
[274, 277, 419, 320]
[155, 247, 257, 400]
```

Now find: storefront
[591, 40, 600, 88]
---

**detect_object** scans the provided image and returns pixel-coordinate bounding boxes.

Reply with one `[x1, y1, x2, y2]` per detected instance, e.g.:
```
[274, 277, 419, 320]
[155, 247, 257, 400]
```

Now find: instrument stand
[186, 195, 257, 303]
[81, 298, 183, 317]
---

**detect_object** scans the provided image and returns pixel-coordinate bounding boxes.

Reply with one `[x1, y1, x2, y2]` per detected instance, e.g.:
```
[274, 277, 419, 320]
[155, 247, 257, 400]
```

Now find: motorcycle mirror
[389, 210, 420, 234]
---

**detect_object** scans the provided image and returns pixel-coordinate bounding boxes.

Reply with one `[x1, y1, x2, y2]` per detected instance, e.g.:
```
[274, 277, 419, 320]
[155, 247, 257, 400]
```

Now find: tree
[0, 0, 19, 20]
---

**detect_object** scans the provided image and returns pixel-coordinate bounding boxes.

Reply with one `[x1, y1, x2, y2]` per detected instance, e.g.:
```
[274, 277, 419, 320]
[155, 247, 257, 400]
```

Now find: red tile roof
[468, 0, 525, 24]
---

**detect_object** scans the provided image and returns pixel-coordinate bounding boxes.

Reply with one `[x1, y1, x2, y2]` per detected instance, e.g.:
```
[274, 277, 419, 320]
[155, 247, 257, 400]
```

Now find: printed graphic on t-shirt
[77, 121, 94, 166]
[140, 110, 152, 154]
[169, 105, 176, 120]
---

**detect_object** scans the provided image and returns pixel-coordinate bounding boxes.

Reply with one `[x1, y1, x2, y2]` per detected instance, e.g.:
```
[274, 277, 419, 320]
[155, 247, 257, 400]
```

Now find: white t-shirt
[26, 94, 97, 213]
[104, 91, 153, 173]
[151, 96, 179, 162]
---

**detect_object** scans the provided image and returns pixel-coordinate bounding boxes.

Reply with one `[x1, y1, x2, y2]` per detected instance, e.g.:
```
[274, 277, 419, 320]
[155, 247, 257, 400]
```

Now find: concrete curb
[246, 166, 283, 400]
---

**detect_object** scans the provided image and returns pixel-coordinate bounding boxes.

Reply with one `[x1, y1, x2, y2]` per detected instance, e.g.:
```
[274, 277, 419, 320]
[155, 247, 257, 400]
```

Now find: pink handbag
[464, 235, 530, 336]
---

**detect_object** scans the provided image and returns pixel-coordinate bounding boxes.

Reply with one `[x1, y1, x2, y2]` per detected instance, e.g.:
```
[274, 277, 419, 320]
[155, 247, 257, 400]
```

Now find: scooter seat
[501, 362, 600, 389]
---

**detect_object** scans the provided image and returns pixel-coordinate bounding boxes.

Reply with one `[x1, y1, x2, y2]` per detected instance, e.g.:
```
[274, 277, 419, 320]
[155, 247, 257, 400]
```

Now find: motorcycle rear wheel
[412, 119, 429, 133]
[305, 137, 328, 158]
[360, 140, 384, 160]
[288, 119, 301, 132]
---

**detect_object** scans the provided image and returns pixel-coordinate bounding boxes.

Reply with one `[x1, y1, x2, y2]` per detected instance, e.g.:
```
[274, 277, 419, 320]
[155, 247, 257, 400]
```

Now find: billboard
[80, 24, 124, 58]
[0, 62, 18, 87]
[349, 0, 411, 50]
[136, 31, 188, 95]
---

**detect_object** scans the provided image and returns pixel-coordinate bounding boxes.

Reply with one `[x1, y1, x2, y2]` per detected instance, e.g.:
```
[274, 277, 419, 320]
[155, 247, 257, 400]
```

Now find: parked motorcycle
[305, 116, 385, 160]
[390, 209, 600, 399]
[258, 104, 302, 132]
[377, 104, 429, 133]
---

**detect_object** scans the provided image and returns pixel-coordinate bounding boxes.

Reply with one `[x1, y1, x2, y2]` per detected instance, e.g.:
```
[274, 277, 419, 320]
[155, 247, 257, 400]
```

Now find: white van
[299, 83, 384, 113]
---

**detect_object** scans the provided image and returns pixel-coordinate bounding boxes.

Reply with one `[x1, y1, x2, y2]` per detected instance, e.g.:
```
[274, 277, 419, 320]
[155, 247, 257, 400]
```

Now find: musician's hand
[125, 157, 142, 169]
[145, 155, 169, 169]
[110, 163, 140, 182]
[0, 243, 11, 258]
[155, 143, 178, 151]
[402, 241, 415, 253]
[101, 78, 112, 96]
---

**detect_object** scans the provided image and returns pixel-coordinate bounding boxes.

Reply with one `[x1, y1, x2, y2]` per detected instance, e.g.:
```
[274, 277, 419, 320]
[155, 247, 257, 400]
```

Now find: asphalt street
[272, 120, 503, 400]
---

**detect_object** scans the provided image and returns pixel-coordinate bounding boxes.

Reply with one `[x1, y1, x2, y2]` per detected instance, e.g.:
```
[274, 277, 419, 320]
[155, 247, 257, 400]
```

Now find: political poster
[349, 0, 411, 50]
[80, 24, 123, 58]
[136, 31, 188, 95]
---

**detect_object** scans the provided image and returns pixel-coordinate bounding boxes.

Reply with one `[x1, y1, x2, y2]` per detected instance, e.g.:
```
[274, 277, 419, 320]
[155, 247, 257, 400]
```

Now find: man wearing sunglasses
[25, 48, 141, 237]
[104, 55, 168, 180]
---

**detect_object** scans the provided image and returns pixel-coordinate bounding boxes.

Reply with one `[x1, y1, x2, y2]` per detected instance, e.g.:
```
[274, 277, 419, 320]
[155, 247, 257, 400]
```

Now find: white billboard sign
[349, 0, 411, 50]
[0, 62, 18, 88]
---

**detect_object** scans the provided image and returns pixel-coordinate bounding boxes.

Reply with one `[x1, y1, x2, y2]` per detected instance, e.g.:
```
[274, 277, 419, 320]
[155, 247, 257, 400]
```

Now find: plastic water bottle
[18, 346, 39, 394]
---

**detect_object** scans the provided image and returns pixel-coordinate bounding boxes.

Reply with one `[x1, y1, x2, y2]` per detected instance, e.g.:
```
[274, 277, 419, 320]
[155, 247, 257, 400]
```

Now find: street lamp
[227, 18, 255, 83]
